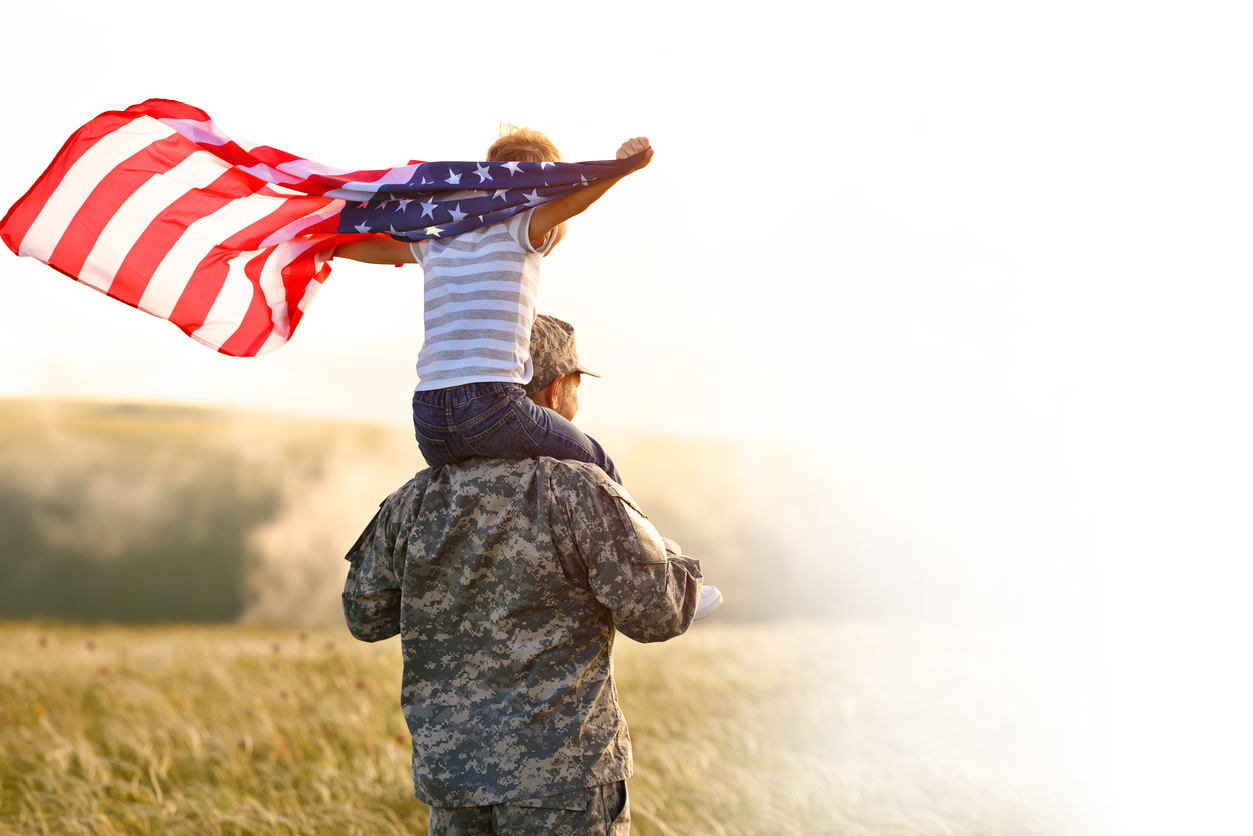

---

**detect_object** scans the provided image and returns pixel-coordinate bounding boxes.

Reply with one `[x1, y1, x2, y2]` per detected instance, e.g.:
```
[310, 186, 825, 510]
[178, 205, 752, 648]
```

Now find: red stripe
[213, 234, 352, 357]
[280, 239, 340, 342]
[177, 139, 391, 197]
[4, 98, 418, 359]
[168, 246, 235, 338]
[108, 166, 261, 307]
[128, 99, 214, 122]
[221, 194, 337, 251]
[244, 144, 397, 193]
[169, 199, 350, 338]
[286, 250, 338, 339]
[236, 144, 430, 197]
[0, 109, 146, 255]
[45, 133, 199, 279]
[120, 101, 389, 197]
[216, 248, 279, 357]
[300, 214, 343, 235]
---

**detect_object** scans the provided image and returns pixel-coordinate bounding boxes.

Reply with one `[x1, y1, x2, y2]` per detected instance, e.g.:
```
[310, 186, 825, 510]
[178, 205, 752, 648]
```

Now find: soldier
[343, 314, 721, 835]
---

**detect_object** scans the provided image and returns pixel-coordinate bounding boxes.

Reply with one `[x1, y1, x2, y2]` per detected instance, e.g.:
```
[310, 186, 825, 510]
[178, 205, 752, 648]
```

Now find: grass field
[0, 620, 1115, 836]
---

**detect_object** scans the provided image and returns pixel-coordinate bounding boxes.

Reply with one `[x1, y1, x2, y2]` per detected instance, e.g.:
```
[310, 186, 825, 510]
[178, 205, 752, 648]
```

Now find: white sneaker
[694, 585, 723, 620]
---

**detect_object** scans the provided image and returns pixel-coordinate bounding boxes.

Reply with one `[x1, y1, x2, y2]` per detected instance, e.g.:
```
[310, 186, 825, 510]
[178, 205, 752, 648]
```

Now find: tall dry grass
[0, 621, 1114, 835]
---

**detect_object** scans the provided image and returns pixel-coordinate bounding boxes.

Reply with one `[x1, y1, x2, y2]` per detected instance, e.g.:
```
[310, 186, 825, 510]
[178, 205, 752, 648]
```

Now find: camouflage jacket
[343, 457, 703, 808]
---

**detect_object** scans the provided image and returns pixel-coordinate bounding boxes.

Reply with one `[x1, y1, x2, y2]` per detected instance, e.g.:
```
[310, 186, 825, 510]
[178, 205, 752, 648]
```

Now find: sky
[2, 1, 1252, 833]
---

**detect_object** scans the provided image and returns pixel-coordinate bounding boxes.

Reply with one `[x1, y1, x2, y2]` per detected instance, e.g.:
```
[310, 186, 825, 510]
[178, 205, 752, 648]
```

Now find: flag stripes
[2, 99, 642, 356]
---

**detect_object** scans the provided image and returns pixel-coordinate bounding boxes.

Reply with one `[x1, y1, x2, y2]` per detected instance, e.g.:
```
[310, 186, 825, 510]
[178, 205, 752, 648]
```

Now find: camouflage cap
[524, 314, 601, 396]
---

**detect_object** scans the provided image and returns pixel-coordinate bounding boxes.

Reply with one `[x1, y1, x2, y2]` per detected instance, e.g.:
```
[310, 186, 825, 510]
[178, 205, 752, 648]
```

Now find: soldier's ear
[545, 374, 566, 411]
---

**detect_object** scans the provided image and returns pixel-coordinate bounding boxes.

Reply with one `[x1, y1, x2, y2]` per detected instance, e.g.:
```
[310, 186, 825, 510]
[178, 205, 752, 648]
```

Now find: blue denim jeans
[412, 382, 622, 484]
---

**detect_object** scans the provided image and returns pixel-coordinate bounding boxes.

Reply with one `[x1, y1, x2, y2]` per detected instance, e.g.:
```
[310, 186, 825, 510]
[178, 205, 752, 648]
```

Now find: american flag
[1, 99, 642, 356]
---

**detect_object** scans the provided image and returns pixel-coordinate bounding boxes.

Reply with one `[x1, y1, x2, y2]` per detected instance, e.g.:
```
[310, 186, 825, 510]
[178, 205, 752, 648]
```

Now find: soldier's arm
[342, 479, 422, 642]
[561, 471, 702, 643]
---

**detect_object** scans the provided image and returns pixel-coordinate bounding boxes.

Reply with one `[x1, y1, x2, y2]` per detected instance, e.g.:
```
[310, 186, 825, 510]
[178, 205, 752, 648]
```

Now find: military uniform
[343, 456, 703, 834]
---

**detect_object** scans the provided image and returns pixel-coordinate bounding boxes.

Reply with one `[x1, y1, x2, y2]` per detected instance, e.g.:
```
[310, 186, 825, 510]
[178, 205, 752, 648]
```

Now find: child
[334, 128, 652, 483]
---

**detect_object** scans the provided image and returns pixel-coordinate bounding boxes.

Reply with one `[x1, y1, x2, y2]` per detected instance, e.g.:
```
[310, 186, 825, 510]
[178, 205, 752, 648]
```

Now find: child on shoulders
[335, 128, 651, 483]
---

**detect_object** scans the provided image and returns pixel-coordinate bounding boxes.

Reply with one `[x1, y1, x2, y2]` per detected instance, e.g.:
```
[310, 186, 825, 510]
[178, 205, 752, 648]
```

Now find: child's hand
[616, 137, 653, 171]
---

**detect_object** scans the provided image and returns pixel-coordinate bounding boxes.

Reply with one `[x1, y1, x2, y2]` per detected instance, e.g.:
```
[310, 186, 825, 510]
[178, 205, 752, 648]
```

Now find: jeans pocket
[415, 433, 454, 466]
[464, 406, 538, 459]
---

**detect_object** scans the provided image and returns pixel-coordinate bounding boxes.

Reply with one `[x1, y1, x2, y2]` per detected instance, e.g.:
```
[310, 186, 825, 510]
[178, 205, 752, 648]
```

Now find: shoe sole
[694, 586, 724, 620]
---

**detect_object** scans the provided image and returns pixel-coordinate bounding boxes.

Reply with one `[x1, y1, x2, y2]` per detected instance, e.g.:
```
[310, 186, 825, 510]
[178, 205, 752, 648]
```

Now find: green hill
[1, 398, 1101, 625]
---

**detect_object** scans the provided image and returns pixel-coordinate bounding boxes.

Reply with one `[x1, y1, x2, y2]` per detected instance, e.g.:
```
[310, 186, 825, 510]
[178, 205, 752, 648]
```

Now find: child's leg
[412, 383, 522, 466]
[509, 395, 623, 484]
[411, 383, 622, 482]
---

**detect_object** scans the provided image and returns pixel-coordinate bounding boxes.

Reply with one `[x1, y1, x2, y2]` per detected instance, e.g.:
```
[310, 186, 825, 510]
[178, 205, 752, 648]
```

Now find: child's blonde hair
[487, 124, 563, 163]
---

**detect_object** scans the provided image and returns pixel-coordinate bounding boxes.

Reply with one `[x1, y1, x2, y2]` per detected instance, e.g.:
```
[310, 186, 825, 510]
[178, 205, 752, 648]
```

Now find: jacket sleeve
[562, 472, 704, 643]
[342, 476, 422, 642]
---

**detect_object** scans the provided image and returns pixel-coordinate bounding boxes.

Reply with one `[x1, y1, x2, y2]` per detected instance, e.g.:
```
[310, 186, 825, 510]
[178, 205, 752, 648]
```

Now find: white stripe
[256, 238, 330, 340]
[320, 166, 426, 196]
[257, 200, 344, 248]
[137, 183, 289, 318]
[19, 115, 177, 262]
[420, 337, 522, 353]
[256, 181, 315, 198]
[423, 279, 538, 301]
[255, 329, 289, 355]
[274, 157, 364, 178]
[296, 276, 323, 314]
[419, 357, 520, 374]
[430, 236, 521, 256]
[248, 275, 318, 355]
[422, 318, 531, 339]
[190, 249, 266, 350]
[189, 238, 324, 354]
[425, 297, 536, 320]
[159, 117, 229, 147]
[422, 258, 533, 280]
[80, 150, 232, 294]
[236, 162, 305, 186]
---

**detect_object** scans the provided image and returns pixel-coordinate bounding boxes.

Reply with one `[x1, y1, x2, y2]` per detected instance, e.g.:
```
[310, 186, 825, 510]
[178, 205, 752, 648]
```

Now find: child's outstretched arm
[527, 137, 653, 250]
[334, 235, 417, 265]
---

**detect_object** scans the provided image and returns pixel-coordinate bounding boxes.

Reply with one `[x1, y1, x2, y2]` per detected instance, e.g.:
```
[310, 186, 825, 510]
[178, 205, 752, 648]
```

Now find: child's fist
[616, 137, 653, 170]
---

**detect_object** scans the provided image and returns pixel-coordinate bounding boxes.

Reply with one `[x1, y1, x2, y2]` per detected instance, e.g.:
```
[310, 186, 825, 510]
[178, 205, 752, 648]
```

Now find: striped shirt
[410, 207, 553, 391]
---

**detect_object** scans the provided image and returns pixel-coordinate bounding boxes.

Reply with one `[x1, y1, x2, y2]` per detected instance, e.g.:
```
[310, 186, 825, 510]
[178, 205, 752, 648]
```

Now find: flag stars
[340, 156, 625, 245]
